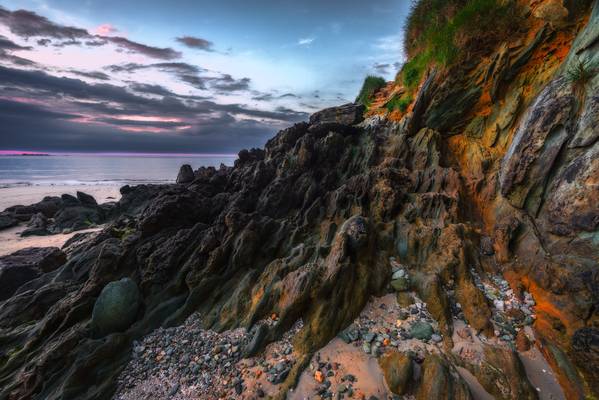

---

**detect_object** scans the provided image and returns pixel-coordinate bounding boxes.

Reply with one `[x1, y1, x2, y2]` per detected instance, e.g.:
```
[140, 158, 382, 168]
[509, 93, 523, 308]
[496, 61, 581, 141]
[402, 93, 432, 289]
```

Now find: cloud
[298, 37, 315, 46]
[373, 62, 390, 74]
[94, 23, 118, 36]
[0, 35, 32, 51]
[69, 70, 111, 80]
[0, 65, 307, 136]
[0, 7, 90, 39]
[252, 92, 299, 101]
[36, 38, 51, 46]
[104, 36, 181, 60]
[176, 36, 214, 51]
[0, 7, 181, 60]
[210, 74, 250, 92]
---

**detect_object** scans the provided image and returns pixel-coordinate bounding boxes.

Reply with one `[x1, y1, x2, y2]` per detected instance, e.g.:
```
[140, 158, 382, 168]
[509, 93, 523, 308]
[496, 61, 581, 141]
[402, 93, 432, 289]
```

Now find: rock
[0, 247, 66, 301]
[91, 278, 141, 336]
[416, 355, 472, 400]
[379, 351, 413, 395]
[410, 321, 434, 341]
[571, 327, 599, 394]
[500, 77, 575, 213]
[533, 0, 569, 26]
[176, 164, 195, 184]
[77, 191, 98, 206]
[0, 213, 18, 231]
[391, 277, 410, 292]
[309, 103, 365, 126]
[244, 324, 268, 357]
[515, 330, 531, 352]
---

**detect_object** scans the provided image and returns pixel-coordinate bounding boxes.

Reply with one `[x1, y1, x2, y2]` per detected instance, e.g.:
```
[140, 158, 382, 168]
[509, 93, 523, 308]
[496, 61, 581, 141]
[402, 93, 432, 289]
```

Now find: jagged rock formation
[0, 0, 597, 399]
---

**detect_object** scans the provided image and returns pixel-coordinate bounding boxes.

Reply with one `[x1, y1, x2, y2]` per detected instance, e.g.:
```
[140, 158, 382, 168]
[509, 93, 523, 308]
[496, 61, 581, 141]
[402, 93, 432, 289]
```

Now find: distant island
[0, 151, 51, 156]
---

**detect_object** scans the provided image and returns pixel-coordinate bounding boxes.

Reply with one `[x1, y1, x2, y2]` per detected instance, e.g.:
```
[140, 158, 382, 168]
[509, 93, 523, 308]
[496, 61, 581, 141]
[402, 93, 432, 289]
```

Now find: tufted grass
[400, 0, 521, 88]
[356, 75, 387, 106]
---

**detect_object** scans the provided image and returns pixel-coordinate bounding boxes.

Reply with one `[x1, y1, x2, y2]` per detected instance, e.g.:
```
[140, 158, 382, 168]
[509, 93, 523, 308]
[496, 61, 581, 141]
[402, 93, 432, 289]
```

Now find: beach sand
[0, 184, 122, 211]
[0, 224, 102, 256]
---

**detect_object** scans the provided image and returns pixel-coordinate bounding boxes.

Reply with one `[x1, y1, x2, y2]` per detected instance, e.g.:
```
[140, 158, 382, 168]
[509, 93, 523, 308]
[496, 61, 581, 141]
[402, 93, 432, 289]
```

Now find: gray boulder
[176, 164, 195, 184]
[92, 278, 141, 335]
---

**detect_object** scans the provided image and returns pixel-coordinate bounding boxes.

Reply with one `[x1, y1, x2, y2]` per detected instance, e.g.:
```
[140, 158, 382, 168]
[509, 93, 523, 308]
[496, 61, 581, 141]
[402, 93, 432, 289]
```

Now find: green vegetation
[356, 75, 386, 106]
[400, 0, 521, 88]
[386, 93, 413, 113]
[566, 57, 596, 90]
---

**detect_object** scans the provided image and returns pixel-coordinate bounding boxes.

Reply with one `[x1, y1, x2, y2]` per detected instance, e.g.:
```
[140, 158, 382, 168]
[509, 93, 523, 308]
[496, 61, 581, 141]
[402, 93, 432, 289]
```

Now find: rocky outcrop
[0, 247, 66, 301]
[0, 2, 597, 399]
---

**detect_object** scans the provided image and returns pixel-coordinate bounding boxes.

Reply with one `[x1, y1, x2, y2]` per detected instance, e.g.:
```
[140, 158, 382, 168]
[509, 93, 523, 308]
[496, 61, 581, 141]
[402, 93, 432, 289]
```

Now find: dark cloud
[0, 7, 180, 60]
[176, 36, 214, 52]
[53, 39, 82, 47]
[0, 65, 307, 150]
[0, 49, 36, 66]
[0, 98, 79, 120]
[0, 7, 90, 39]
[104, 36, 181, 60]
[0, 35, 32, 51]
[252, 92, 299, 101]
[373, 62, 390, 74]
[69, 70, 111, 80]
[210, 74, 251, 92]
[36, 38, 51, 46]
[106, 61, 207, 89]
[129, 82, 174, 96]
[85, 39, 107, 47]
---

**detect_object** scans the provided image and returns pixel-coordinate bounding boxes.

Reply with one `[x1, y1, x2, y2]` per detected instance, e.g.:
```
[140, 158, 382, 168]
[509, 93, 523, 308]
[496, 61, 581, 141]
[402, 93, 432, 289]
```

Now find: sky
[0, 0, 410, 154]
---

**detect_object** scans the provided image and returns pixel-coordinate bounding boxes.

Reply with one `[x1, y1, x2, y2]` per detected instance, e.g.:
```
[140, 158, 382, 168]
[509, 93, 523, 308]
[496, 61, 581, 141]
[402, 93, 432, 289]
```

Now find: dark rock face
[309, 103, 365, 125]
[0, 247, 66, 301]
[176, 164, 195, 184]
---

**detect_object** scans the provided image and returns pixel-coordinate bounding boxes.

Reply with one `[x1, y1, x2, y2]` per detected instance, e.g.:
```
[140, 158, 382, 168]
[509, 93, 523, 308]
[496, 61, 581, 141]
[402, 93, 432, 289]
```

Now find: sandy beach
[0, 184, 122, 211]
[0, 224, 102, 256]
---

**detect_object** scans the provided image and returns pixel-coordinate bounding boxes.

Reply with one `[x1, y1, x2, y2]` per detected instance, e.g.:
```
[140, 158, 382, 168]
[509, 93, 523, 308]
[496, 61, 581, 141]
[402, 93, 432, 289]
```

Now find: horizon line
[0, 150, 239, 157]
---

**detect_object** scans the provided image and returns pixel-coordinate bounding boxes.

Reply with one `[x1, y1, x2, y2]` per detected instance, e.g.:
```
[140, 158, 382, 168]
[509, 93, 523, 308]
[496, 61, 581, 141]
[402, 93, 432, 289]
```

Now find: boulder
[379, 351, 413, 395]
[91, 278, 141, 336]
[176, 164, 195, 184]
[410, 321, 434, 340]
[77, 191, 98, 206]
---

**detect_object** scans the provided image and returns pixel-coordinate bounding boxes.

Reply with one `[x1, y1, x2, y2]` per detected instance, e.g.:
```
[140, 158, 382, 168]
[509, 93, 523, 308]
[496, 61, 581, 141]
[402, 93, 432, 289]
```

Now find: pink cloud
[94, 24, 118, 36]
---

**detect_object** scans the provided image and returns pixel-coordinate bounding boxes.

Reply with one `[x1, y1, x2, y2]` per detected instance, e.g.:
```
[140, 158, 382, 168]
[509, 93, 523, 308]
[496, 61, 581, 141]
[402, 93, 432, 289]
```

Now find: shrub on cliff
[400, 0, 521, 88]
[356, 75, 386, 106]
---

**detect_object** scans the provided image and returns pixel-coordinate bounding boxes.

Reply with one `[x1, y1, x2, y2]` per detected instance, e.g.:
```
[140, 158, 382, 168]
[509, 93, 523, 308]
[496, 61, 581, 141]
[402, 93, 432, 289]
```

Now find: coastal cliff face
[0, 0, 597, 399]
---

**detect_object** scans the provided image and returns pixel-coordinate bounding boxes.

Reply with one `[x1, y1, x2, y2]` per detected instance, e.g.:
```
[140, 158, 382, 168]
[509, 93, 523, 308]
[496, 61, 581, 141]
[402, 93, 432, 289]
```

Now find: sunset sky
[0, 0, 410, 153]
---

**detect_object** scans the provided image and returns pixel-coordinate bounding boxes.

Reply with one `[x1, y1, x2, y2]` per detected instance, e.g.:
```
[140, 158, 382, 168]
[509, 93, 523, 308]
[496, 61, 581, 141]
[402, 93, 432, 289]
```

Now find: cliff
[0, 0, 597, 399]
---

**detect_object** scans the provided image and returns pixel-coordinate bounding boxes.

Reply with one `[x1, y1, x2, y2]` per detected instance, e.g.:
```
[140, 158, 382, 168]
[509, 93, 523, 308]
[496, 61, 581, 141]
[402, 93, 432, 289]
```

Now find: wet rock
[416, 355, 472, 400]
[379, 351, 413, 395]
[92, 278, 141, 336]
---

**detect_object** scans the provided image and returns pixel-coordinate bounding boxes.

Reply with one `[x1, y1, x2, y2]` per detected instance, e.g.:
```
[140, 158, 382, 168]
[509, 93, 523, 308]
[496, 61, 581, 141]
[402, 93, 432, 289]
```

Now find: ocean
[0, 154, 237, 187]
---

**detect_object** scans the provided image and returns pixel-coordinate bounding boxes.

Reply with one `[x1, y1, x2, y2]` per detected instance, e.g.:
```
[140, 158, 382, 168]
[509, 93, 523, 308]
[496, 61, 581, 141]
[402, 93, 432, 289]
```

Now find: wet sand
[0, 224, 102, 256]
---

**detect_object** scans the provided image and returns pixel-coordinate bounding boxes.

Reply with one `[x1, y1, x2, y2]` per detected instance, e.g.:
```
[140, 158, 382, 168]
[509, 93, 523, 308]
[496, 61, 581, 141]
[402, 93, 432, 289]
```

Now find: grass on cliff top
[386, 93, 413, 113]
[356, 75, 387, 106]
[400, 0, 521, 89]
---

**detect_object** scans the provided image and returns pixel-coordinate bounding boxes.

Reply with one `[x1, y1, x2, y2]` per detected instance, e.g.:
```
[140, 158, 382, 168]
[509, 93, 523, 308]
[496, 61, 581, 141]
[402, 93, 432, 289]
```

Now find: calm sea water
[0, 154, 237, 187]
